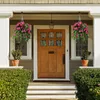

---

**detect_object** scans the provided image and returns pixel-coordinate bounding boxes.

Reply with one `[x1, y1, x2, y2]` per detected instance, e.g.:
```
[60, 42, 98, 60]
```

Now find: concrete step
[27, 90, 76, 95]
[26, 95, 76, 100]
[26, 83, 76, 100]
[27, 85, 76, 90]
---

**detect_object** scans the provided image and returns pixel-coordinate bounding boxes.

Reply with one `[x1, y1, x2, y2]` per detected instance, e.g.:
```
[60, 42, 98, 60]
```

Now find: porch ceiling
[11, 13, 92, 20]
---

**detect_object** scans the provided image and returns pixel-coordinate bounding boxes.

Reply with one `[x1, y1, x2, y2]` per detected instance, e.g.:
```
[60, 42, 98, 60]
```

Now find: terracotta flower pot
[12, 60, 19, 66]
[81, 60, 89, 66]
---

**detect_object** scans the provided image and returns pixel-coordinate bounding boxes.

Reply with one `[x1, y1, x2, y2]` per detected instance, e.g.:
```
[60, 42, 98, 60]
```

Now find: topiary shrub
[73, 68, 100, 100]
[0, 69, 31, 100]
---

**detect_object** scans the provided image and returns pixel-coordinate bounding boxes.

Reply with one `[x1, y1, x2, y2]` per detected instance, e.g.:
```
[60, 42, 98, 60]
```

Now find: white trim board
[33, 25, 69, 81]
[1, 4, 100, 14]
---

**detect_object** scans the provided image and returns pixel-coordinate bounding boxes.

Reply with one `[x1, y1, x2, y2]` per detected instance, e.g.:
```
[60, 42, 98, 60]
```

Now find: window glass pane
[49, 32, 54, 38]
[49, 40, 54, 46]
[76, 40, 88, 56]
[41, 40, 46, 46]
[41, 32, 46, 38]
[56, 40, 62, 46]
[15, 41, 27, 56]
[56, 32, 62, 38]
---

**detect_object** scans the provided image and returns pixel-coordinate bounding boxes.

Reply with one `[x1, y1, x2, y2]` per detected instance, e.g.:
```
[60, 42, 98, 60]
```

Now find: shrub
[0, 69, 31, 100]
[89, 87, 100, 100]
[73, 68, 100, 100]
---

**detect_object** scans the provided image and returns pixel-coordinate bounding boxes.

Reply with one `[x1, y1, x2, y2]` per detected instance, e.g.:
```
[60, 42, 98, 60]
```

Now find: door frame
[33, 25, 69, 81]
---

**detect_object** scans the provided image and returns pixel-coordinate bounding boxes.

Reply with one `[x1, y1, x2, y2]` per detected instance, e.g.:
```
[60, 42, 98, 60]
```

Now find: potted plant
[11, 49, 22, 66]
[81, 49, 91, 66]
[72, 21, 88, 41]
[13, 21, 31, 43]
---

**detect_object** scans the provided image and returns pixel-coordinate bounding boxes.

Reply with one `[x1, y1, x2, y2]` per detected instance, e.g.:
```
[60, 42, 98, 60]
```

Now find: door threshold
[33, 79, 70, 82]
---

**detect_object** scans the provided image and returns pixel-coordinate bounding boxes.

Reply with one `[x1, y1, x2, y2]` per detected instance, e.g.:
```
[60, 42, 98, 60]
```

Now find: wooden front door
[38, 29, 65, 78]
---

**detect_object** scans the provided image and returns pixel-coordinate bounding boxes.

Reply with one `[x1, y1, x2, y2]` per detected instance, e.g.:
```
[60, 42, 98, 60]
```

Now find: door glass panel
[41, 40, 46, 46]
[56, 40, 62, 46]
[49, 32, 54, 38]
[41, 32, 46, 38]
[56, 32, 62, 38]
[49, 40, 54, 46]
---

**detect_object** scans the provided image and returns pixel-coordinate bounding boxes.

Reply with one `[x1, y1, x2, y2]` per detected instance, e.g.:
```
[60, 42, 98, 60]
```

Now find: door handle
[62, 54, 65, 64]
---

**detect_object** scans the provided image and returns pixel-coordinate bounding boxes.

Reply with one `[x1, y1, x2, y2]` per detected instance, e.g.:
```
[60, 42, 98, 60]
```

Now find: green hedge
[73, 68, 100, 100]
[0, 69, 31, 100]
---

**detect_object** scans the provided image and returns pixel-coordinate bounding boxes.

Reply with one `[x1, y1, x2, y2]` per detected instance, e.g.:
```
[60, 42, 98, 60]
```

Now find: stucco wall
[0, 0, 100, 4]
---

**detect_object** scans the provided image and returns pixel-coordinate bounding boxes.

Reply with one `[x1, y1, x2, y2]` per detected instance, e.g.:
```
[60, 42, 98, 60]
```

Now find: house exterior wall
[0, 0, 100, 4]
[10, 19, 93, 81]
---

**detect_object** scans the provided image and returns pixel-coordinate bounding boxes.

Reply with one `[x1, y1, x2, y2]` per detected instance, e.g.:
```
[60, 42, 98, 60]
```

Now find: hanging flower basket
[13, 21, 31, 43]
[72, 21, 88, 42]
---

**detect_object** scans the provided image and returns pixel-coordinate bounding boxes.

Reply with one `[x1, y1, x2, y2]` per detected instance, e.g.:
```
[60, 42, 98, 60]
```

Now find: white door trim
[33, 25, 69, 81]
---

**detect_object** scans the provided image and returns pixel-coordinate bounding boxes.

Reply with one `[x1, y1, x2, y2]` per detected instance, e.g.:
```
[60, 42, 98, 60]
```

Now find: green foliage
[81, 49, 91, 60]
[89, 87, 100, 100]
[0, 69, 31, 100]
[73, 69, 100, 100]
[12, 49, 22, 60]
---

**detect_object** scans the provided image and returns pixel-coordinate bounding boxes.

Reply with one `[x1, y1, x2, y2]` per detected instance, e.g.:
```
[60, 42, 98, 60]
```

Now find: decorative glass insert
[40, 32, 46, 38]
[76, 39, 88, 56]
[49, 32, 54, 38]
[56, 40, 62, 46]
[41, 40, 46, 46]
[49, 40, 54, 46]
[56, 32, 62, 38]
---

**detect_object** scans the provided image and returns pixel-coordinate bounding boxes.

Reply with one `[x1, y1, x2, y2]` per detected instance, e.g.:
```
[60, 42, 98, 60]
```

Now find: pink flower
[26, 28, 31, 34]
[78, 21, 82, 25]
[86, 31, 88, 34]
[28, 30, 31, 34]
[84, 28, 88, 32]
[22, 29, 26, 33]
[79, 30, 83, 33]
[21, 21, 25, 25]
[16, 27, 21, 30]
[74, 27, 78, 30]
[16, 23, 20, 27]
[73, 22, 78, 27]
